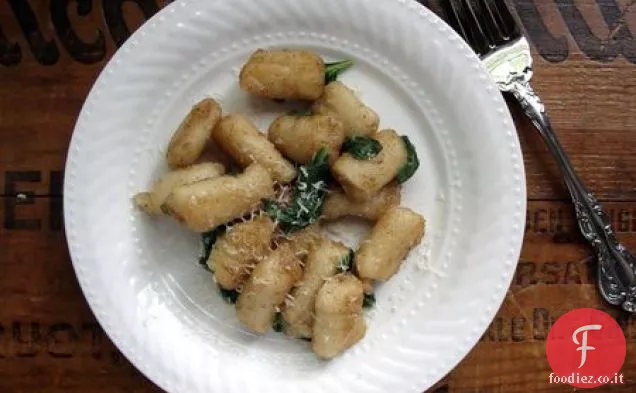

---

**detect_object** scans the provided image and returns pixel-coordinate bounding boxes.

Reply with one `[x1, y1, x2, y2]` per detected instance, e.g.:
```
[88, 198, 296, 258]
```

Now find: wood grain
[1, 0, 636, 392]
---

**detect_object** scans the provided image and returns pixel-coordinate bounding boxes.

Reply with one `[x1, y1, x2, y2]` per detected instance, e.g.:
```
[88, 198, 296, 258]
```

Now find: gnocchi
[211, 215, 275, 290]
[162, 163, 275, 232]
[281, 224, 323, 259]
[134, 48, 426, 360]
[236, 244, 303, 334]
[321, 182, 401, 221]
[167, 98, 222, 168]
[268, 114, 345, 165]
[312, 273, 366, 359]
[356, 207, 426, 281]
[331, 129, 408, 202]
[282, 238, 350, 338]
[134, 162, 225, 215]
[239, 49, 325, 101]
[312, 81, 379, 137]
[213, 114, 297, 183]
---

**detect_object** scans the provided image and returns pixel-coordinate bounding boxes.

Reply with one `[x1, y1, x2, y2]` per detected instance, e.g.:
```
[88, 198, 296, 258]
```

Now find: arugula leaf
[325, 60, 354, 84]
[219, 287, 240, 304]
[337, 250, 355, 272]
[199, 226, 227, 269]
[273, 312, 286, 332]
[396, 136, 420, 184]
[363, 293, 376, 308]
[342, 136, 382, 160]
[264, 148, 331, 233]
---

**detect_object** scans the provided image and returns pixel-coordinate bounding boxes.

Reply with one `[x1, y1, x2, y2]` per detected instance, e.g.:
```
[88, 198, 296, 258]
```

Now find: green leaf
[325, 60, 354, 84]
[263, 148, 331, 233]
[199, 226, 227, 269]
[396, 136, 420, 184]
[263, 198, 284, 219]
[273, 312, 286, 332]
[363, 293, 376, 308]
[219, 287, 240, 304]
[227, 163, 241, 176]
[287, 108, 313, 116]
[337, 250, 355, 272]
[311, 147, 330, 168]
[342, 136, 382, 160]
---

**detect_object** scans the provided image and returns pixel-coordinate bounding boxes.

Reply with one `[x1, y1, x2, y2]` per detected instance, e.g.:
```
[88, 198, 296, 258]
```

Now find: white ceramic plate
[64, 0, 526, 392]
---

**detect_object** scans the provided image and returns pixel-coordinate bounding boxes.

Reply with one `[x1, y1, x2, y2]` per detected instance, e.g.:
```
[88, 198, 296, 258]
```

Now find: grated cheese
[312, 181, 326, 190]
[414, 236, 446, 277]
[297, 200, 310, 214]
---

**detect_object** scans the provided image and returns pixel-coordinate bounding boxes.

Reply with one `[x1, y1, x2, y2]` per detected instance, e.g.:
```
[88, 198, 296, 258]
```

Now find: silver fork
[442, 0, 636, 313]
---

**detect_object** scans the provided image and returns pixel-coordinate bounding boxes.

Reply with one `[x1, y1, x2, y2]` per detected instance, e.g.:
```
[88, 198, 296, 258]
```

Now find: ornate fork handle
[509, 80, 636, 313]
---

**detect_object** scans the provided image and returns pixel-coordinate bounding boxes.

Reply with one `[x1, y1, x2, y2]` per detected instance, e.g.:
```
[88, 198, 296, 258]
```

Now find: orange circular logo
[546, 308, 626, 388]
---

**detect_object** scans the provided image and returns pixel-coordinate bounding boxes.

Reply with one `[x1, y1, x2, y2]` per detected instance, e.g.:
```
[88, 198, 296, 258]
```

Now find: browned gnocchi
[134, 47, 425, 361]
[161, 163, 275, 232]
[321, 182, 401, 221]
[134, 162, 226, 215]
[211, 215, 275, 290]
[236, 244, 303, 334]
[213, 114, 297, 183]
[239, 49, 325, 101]
[356, 206, 426, 281]
[312, 81, 379, 137]
[331, 129, 408, 202]
[268, 114, 345, 165]
[282, 238, 350, 338]
[312, 273, 366, 359]
[167, 98, 222, 168]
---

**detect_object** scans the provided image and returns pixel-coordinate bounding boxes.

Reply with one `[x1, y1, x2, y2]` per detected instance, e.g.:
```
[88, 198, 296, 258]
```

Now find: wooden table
[1, 0, 635, 392]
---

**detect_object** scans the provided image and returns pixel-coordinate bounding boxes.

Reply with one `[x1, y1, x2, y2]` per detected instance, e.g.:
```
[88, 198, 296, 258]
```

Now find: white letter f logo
[572, 324, 602, 368]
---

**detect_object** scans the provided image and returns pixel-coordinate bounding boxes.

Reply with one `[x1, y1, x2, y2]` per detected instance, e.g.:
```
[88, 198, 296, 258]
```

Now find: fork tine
[465, 0, 498, 49]
[443, 0, 523, 56]
[443, 0, 489, 55]
[441, 0, 471, 45]
[475, 0, 504, 45]
[485, 0, 521, 40]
